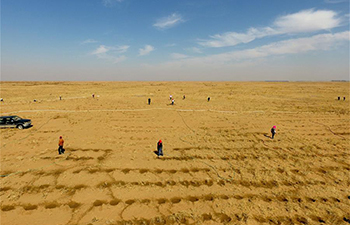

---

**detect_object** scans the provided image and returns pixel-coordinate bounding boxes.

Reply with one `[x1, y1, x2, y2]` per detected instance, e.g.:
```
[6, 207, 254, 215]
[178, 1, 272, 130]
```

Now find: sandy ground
[0, 81, 349, 225]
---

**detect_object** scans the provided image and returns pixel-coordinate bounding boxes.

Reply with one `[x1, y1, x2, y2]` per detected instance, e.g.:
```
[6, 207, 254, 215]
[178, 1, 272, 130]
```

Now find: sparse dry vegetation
[0, 82, 349, 225]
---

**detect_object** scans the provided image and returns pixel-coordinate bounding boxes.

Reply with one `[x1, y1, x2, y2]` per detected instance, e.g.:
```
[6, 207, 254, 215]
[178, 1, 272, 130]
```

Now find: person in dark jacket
[148, 98, 151, 105]
[271, 126, 276, 139]
[157, 140, 163, 156]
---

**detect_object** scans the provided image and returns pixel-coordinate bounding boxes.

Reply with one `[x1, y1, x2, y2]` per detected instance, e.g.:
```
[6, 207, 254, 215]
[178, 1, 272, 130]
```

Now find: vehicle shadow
[0, 125, 33, 130]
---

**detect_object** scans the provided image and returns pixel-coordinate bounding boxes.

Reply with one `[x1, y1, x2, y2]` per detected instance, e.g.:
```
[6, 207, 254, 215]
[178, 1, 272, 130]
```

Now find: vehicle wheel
[17, 125, 24, 129]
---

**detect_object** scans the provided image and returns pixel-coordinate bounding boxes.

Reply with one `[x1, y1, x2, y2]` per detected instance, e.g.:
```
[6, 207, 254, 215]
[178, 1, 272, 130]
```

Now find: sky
[1, 0, 349, 81]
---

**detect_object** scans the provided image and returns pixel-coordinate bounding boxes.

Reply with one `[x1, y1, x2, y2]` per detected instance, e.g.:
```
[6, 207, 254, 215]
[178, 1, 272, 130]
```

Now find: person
[59, 96, 62, 100]
[58, 136, 65, 154]
[0, 98, 3, 102]
[271, 126, 276, 139]
[183, 95, 185, 100]
[157, 140, 163, 156]
[344, 97, 346, 101]
[169, 95, 172, 100]
[171, 99, 174, 105]
[148, 98, 151, 105]
[207, 97, 210, 102]
[92, 93, 95, 98]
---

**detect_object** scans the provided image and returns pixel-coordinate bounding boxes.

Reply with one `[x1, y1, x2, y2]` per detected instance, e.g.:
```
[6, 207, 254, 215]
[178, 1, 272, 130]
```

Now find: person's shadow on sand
[264, 134, 272, 139]
[153, 150, 158, 156]
[153, 150, 163, 157]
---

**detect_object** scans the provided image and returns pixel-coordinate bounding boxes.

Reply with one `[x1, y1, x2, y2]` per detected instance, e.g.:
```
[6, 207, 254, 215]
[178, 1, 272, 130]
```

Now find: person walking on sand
[271, 126, 276, 139]
[148, 98, 151, 105]
[169, 95, 172, 100]
[157, 140, 163, 157]
[58, 136, 65, 154]
[171, 99, 175, 105]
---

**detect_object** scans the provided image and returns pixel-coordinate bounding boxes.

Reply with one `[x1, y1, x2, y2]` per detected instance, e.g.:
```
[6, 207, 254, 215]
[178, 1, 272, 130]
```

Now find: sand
[0, 81, 349, 225]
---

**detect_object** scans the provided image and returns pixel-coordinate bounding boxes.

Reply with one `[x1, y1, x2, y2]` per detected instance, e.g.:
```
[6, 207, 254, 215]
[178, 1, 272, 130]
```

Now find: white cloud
[128, 31, 349, 81]
[139, 45, 154, 56]
[153, 13, 184, 29]
[198, 27, 278, 48]
[92, 45, 110, 55]
[81, 39, 98, 45]
[199, 9, 342, 47]
[170, 53, 189, 59]
[274, 9, 341, 33]
[178, 31, 350, 65]
[102, 0, 123, 7]
[115, 45, 130, 53]
[186, 47, 203, 54]
[91, 45, 129, 63]
[91, 45, 129, 55]
[113, 55, 127, 64]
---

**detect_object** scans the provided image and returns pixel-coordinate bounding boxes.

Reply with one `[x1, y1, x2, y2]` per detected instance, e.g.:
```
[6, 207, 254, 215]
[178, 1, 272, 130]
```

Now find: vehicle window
[0, 118, 4, 124]
[13, 116, 21, 121]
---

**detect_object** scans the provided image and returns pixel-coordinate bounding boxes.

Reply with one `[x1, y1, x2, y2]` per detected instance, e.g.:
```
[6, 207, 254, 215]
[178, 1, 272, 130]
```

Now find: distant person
[58, 136, 65, 155]
[183, 95, 185, 100]
[344, 97, 346, 101]
[207, 97, 210, 102]
[92, 93, 95, 98]
[59, 96, 62, 100]
[34, 99, 37, 102]
[157, 140, 163, 157]
[0, 98, 3, 102]
[148, 98, 151, 105]
[169, 95, 172, 100]
[171, 99, 175, 105]
[271, 126, 277, 139]
[338, 96, 340, 100]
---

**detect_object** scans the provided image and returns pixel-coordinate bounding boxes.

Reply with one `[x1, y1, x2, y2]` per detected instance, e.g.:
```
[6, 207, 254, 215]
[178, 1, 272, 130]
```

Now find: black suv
[0, 116, 32, 129]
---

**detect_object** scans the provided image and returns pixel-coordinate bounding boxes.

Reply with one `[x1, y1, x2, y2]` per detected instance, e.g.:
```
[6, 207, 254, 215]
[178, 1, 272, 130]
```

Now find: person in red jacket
[157, 140, 163, 157]
[58, 136, 65, 154]
[271, 126, 277, 139]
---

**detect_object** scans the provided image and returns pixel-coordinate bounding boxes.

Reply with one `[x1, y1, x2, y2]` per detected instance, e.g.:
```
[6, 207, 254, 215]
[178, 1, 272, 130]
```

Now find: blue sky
[1, 0, 349, 81]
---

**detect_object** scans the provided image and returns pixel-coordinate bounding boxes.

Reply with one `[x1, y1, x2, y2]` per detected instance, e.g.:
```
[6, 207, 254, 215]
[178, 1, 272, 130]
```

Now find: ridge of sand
[1, 82, 349, 225]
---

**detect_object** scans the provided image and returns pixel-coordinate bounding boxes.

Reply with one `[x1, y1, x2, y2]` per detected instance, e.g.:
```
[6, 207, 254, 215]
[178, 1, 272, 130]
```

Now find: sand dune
[0, 82, 349, 225]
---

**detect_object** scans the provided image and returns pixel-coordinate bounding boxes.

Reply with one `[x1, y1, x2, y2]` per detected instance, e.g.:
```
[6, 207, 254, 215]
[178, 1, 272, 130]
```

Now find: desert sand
[0, 81, 349, 225]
